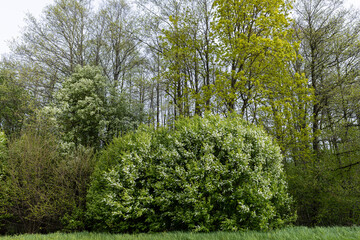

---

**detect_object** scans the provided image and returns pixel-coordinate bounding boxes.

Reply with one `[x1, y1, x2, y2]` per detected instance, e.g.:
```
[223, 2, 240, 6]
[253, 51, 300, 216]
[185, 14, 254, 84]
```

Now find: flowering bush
[86, 114, 295, 232]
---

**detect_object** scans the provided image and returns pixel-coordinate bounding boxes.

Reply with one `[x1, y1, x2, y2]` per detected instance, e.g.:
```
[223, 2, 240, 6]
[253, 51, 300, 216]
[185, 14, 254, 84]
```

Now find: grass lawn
[1, 227, 360, 240]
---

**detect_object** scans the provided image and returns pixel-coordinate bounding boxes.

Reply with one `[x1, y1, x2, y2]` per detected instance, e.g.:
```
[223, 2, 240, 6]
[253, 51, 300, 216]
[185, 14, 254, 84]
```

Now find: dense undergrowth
[0, 114, 294, 234]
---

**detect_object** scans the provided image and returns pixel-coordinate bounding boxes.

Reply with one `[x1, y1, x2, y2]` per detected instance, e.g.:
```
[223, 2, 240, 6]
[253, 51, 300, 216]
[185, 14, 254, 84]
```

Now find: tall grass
[1, 227, 360, 240]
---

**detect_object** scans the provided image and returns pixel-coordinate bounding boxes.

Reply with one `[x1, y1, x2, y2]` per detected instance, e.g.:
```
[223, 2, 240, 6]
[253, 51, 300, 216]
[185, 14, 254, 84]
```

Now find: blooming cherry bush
[86, 114, 295, 232]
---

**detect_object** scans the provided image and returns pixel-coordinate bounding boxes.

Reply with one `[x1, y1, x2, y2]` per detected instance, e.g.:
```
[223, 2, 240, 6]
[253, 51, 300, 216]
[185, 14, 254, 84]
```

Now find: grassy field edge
[1, 226, 360, 240]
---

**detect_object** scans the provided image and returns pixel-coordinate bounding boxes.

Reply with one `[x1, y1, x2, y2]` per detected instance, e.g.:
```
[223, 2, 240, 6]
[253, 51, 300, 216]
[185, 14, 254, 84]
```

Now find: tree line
[1, 0, 360, 232]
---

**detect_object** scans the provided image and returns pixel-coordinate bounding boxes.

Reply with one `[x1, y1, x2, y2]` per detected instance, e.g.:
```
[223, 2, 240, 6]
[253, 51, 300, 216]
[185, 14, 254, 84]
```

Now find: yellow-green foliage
[212, 0, 296, 108]
[212, 0, 313, 160]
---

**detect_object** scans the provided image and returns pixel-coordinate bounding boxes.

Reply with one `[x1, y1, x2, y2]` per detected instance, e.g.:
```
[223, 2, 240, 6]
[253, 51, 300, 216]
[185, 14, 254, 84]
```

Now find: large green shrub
[86, 114, 295, 233]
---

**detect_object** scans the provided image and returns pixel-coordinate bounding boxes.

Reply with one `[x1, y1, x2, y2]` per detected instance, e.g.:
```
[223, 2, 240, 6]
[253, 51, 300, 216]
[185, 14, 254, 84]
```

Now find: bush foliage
[0, 131, 6, 163]
[0, 127, 95, 234]
[288, 154, 360, 226]
[86, 114, 295, 233]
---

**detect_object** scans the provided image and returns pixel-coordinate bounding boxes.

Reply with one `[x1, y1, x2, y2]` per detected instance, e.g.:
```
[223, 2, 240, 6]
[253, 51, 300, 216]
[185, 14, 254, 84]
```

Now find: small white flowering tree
[56, 65, 107, 149]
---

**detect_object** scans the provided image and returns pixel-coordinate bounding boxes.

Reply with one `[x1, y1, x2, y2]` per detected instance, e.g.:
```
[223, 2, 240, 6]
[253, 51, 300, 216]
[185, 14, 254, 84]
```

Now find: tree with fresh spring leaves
[211, 0, 312, 159]
[289, 0, 360, 226]
[12, 0, 92, 105]
[212, 0, 294, 111]
[159, 0, 216, 118]
[0, 65, 32, 137]
[92, 0, 143, 92]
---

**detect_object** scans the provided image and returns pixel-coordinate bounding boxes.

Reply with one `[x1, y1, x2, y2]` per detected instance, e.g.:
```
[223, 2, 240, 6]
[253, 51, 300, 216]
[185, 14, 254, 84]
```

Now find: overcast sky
[0, 0, 100, 57]
[1, 0, 360, 57]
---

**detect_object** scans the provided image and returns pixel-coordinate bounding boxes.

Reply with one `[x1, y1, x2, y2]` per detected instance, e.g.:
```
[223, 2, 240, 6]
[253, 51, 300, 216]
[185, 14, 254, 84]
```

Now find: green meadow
[1, 227, 360, 240]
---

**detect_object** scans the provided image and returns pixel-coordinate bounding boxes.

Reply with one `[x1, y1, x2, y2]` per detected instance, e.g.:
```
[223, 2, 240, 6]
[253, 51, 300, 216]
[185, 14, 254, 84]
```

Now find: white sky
[0, 0, 360, 57]
[0, 0, 52, 57]
[0, 0, 101, 58]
